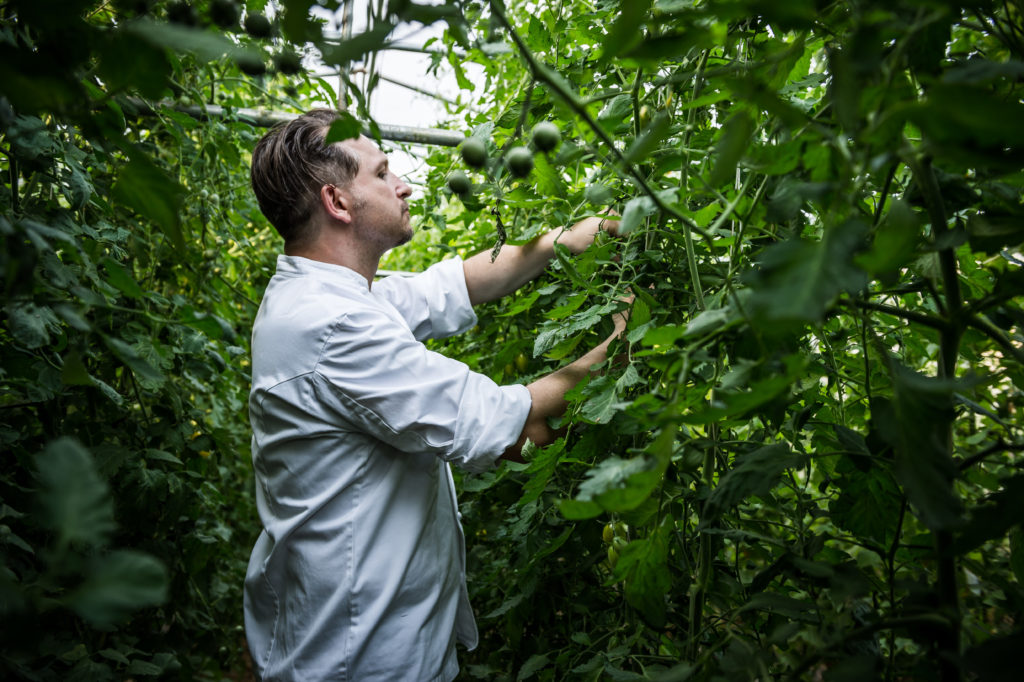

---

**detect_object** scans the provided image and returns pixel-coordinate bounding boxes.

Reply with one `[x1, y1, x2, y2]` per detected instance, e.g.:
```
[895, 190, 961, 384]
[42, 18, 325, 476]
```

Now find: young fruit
[531, 121, 561, 152]
[505, 146, 533, 178]
[602, 523, 615, 544]
[274, 50, 303, 75]
[460, 137, 487, 168]
[209, 0, 240, 29]
[447, 171, 471, 195]
[514, 352, 528, 372]
[244, 12, 273, 38]
[236, 53, 266, 76]
[167, 0, 198, 25]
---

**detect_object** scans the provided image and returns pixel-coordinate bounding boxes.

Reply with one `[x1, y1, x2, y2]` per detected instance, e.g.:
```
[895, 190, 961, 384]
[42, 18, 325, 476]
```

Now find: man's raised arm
[462, 214, 618, 305]
[502, 303, 629, 461]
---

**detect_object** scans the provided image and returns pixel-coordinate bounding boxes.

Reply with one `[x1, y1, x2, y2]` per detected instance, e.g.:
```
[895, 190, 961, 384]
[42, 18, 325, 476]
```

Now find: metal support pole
[124, 98, 466, 146]
[338, 0, 355, 111]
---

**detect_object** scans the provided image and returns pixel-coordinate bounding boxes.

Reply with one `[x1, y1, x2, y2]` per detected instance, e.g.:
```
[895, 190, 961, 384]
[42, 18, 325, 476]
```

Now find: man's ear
[320, 184, 353, 224]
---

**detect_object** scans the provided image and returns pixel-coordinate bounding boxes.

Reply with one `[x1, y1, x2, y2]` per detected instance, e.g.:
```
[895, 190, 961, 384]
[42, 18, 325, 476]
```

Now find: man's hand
[463, 210, 620, 305]
[502, 294, 633, 462]
[555, 211, 620, 255]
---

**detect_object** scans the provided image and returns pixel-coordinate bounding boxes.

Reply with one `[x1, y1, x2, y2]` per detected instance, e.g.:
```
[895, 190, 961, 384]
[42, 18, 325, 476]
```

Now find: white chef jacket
[244, 255, 531, 681]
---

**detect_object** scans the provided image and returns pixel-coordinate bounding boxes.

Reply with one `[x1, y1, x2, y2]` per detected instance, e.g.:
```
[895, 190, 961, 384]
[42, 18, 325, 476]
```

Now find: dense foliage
[1, 0, 1022, 681]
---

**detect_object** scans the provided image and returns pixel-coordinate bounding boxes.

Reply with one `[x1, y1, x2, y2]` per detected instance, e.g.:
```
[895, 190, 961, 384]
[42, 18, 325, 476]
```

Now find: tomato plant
[1, 1, 1022, 680]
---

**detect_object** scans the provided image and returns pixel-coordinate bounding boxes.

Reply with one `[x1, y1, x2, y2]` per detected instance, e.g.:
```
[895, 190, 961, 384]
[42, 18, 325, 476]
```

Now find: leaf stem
[488, 0, 715, 248]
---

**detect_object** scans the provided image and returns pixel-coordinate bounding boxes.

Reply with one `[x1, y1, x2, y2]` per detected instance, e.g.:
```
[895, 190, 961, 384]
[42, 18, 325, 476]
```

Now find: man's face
[339, 136, 414, 251]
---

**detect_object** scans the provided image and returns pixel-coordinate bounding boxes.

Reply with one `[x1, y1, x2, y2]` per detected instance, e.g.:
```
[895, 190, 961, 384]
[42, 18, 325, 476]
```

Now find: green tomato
[505, 146, 533, 178]
[602, 523, 615, 544]
[461, 137, 487, 168]
[515, 352, 528, 372]
[209, 0, 240, 29]
[274, 50, 303, 75]
[531, 121, 561, 152]
[244, 12, 273, 39]
[447, 171, 471, 195]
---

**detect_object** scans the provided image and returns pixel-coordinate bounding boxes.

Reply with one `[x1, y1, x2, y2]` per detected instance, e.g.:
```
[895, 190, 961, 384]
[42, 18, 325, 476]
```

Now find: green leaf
[585, 183, 616, 206]
[67, 550, 168, 627]
[601, 0, 652, 60]
[740, 592, 818, 621]
[875, 365, 963, 531]
[856, 200, 922, 275]
[619, 195, 657, 235]
[1010, 528, 1024, 586]
[747, 218, 869, 324]
[702, 444, 805, 522]
[97, 29, 170, 99]
[111, 152, 186, 251]
[517, 653, 550, 681]
[35, 438, 115, 549]
[623, 111, 671, 164]
[967, 212, 1024, 255]
[5, 302, 60, 349]
[129, 18, 245, 62]
[829, 467, 902, 546]
[710, 110, 755, 187]
[519, 439, 565, 507]
[99, 257, 144, 299]
[103, 335, 165, 385]
[321, 22, 398, 66]
[61, 349, 92, 386]
[953, 475, 1024, 554]
[324, 112, 363, 144]
[610, 521, 673, 626]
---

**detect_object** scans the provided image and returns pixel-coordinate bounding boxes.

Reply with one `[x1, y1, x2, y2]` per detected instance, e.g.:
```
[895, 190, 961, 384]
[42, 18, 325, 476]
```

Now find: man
[245, 109, 625, 681]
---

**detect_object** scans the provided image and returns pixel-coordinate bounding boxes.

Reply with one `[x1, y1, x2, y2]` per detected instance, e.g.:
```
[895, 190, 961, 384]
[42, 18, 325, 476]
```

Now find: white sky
[307, 3, 480, 189]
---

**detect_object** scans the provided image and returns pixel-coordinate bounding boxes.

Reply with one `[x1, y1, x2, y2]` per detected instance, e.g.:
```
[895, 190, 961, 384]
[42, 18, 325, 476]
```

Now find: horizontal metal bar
[123, 98, 466, 146]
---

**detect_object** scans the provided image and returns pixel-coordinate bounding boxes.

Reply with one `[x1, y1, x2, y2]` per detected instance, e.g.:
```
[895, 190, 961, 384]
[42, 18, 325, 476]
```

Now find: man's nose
[396, 177, 412, 199]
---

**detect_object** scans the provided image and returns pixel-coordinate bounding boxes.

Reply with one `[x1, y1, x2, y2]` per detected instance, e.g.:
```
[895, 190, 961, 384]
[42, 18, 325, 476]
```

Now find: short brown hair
[250, 109, 360, 245]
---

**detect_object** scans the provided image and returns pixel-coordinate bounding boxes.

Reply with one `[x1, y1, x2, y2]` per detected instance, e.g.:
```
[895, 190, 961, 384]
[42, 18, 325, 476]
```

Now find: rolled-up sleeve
[313, 304, 531, 473]
[374, 257, 477, 341]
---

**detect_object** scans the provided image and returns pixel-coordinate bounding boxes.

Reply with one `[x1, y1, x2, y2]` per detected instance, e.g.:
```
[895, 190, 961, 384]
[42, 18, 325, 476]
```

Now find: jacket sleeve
[312, 303, 530, 473]
[373, 257, 477, 341]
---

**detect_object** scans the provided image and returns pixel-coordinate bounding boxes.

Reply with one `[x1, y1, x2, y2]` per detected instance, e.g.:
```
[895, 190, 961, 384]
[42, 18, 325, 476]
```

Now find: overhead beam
[124, 98, 465, 147]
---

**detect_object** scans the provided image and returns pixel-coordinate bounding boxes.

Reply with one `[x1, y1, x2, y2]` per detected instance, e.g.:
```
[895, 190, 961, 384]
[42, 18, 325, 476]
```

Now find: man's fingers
[597, 208, 622, 237]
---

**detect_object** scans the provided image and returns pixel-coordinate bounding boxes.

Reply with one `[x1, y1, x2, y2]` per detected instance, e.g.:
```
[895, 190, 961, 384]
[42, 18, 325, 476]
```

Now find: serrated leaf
[5, 302, 60, 349]
[601, 0, 652, 60]
[710, 110, 755, 187]
[321, 22, 398, 66]
[747, 218, 869, 323]
[875, 365, 963, 531]
[702, 444, 805, 522]
[68, 550, 168, 627]
[623, 111, 672, 164]
[829, 468, 902, 545]
[619, 195, 657, 235]
[103, 335, 165, 385]
[610, 521, 672, 626]
[856, 200, 922, 275]
[99, 257, 144, 299]
[953, 475, 1024, 554]
[324, 112, 363, 144]
[517, 653, 550, 681]
[35, 438, 115, 548]
[112, 153, 186, 251]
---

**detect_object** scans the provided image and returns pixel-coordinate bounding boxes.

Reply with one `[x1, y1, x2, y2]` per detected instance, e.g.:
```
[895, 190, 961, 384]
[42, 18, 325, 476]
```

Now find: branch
[786, 614, 953, 682]
[847, 299, 948, 331]
[965, 312, 1024, 365]
[488, 0, 716, 249]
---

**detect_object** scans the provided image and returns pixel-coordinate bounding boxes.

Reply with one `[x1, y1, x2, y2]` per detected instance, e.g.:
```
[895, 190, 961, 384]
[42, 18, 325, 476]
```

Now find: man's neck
[285, 240, 380, 288]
